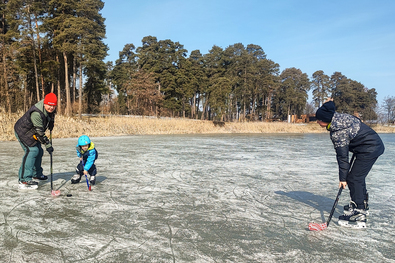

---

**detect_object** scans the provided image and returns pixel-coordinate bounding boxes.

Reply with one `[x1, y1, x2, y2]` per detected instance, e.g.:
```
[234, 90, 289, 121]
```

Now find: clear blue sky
[101, 0, 395, 105]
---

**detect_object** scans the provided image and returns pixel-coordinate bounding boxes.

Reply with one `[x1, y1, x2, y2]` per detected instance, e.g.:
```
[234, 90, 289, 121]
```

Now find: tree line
[1, 0, 107, 117]
[1, 1, 380, 122]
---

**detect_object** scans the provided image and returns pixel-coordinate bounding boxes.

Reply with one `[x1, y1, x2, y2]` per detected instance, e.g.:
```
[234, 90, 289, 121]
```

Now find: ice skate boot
[343, 201, 357, 215]
[19, 180, 39, 190]
[33, 174, 48, 181]
[338, 209, 367, 229]
[344, 194, 369, 215]
[71, 174, 81, 184]
[89, 175, 96, 185]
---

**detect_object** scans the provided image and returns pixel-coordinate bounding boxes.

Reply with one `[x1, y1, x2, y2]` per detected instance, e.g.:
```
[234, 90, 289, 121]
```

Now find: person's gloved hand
[46, 146, 54, 154]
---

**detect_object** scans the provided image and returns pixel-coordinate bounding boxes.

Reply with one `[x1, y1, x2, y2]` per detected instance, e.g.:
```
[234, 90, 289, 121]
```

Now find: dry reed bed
[1, 113, 394, 142]
[53, 115, 326, 138]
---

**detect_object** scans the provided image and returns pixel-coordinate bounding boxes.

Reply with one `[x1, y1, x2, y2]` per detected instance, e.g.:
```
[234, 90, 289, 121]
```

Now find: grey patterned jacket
[328, 112, 384, 181]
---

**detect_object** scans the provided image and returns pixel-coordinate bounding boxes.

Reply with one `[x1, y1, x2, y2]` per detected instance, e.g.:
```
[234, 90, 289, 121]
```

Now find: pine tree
[311, 70, 330, 107]
[186, 50, 206, 119]
[76, 0, 107, 114]
[275, 68, 310, 120]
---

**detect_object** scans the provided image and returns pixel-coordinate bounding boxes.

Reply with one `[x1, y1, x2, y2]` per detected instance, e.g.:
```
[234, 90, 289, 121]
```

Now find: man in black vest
[14, 93, 57, 189]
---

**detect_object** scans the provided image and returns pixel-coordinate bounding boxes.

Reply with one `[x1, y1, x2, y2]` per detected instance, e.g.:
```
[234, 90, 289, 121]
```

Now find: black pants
[347, 156, 378, 209]
[76, 162, 97, 177]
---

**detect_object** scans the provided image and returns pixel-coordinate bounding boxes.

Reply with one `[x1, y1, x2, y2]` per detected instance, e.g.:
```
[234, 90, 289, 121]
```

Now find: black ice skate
[33, 174, 48, 180]
[338, 209, 367, 229]
[71, 174, 81, 184]
[343, 195, 369, 216]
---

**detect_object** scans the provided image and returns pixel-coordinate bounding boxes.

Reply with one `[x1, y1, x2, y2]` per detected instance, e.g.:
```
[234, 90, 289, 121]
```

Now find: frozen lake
[0, 133, 394, 262]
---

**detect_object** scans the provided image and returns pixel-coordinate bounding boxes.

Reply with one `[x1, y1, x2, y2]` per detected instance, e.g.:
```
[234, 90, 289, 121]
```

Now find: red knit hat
[44, 93, 57, 106]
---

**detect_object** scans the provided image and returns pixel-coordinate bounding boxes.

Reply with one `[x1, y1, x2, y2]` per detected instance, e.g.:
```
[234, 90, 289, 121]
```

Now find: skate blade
[18, 185, 38, 190]
[338, 220, 367, 229]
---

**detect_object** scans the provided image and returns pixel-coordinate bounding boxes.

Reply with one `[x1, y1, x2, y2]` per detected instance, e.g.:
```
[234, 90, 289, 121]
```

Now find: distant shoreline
[1, 114, 394, 142]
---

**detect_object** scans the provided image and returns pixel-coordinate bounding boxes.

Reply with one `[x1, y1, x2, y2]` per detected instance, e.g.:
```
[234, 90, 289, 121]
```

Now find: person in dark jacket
[316, 99, 384, 228]
[14, 93, 57, 189]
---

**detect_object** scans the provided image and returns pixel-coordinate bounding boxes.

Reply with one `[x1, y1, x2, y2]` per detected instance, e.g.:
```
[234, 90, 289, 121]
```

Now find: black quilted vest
[14, 105, 49, 147]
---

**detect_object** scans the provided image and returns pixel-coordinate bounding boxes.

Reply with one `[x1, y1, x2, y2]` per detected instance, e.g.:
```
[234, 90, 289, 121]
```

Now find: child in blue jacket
[71, 135, 98, 185]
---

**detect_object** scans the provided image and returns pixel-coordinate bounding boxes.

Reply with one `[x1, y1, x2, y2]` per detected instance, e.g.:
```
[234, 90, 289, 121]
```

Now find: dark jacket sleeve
[335, 145, 350, 181]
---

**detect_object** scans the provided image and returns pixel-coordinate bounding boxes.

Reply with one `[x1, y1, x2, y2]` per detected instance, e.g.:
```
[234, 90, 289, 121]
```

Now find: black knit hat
[316, 101, 335, 123]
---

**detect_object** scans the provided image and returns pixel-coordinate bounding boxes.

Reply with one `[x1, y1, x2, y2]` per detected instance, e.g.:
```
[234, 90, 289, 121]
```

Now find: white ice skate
[18, 180, 38, 190]
[71, 174, 81, 184]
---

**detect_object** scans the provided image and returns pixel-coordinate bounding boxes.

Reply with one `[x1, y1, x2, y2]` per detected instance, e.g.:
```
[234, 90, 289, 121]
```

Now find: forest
[0, 1, 388, 122]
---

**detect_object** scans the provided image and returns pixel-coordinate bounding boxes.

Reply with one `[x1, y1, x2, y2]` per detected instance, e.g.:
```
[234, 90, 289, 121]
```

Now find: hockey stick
[50, 131, 60, 196]
[81, 160, 91, 191]
[308, 187, 342, 231]
[309, 154, 355, 231]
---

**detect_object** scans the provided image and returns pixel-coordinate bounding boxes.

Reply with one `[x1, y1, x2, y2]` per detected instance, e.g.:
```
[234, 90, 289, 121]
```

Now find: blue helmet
[78, 135, 91, 146]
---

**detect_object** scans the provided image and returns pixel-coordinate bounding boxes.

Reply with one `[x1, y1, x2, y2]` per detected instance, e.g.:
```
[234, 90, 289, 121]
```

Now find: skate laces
[348, 201, 357, 210]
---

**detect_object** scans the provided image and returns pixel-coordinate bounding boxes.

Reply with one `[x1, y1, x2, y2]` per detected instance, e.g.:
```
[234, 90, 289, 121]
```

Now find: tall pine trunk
[2, 52, 11, 114]
[63, 51, 71, 116]
[27, 7, 40, 101]
[79, 62, 83, 119]
[266, 89, 273, 120]
[23, 78, 28, 112]
[56, 54, 62, 115]
[35, 16, 45, 98]
[191, 93, 196, 119]
[73, 57, 77, 104]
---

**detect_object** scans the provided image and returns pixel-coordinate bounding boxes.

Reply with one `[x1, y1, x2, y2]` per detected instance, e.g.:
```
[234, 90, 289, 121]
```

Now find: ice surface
[1, 133, 394, 262]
